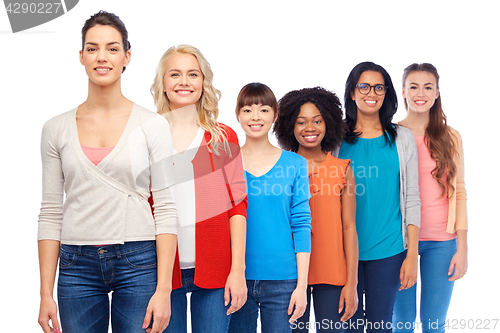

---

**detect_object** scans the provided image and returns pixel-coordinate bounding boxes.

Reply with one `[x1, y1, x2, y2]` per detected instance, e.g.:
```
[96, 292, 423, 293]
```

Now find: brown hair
[81, 11, 131, 72]
[402, 63, 457, 198]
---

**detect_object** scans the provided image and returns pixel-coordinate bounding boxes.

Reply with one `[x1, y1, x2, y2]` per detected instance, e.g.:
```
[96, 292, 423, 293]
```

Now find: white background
[0, 0, 498, 332]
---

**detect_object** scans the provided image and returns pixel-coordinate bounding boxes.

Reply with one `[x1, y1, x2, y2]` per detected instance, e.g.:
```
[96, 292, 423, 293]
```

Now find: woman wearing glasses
[338, 62, 420, 333]
[392, 63, 468, 333]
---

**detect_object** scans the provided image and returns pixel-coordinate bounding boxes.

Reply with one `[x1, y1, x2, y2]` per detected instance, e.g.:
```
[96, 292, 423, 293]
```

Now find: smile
[175, 90, 194, 95]
[249, 124, 264, 130]
[302, 134, 319, 142]
[94, 67, 112, 74]
[414, 100, 427, 105]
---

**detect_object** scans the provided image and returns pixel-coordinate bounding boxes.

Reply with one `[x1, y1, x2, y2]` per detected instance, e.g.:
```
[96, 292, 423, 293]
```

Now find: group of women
[37, 11, 468, 333]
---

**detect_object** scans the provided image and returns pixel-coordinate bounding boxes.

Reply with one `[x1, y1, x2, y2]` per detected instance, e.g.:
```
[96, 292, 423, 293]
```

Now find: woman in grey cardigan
[37, 11, 177, 333]
[338, 62, 420, 333]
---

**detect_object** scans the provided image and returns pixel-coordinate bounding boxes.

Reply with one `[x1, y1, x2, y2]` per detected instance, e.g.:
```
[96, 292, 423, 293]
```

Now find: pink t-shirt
[415, 136, 456, 241]
[81, 145, 114, 166]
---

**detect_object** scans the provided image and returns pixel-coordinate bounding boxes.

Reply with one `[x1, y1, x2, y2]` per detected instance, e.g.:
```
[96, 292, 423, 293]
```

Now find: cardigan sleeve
[146, 114, 177, 235]
[403, 128, 421, 228]
[38, 119, 64, 241]
[290, 156, 312, 253]
[452, 128, 468, 231]
[221, 124, 248, 218]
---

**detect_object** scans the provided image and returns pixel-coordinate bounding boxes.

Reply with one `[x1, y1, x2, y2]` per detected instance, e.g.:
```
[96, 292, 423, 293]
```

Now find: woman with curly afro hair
[275, 87, 359, 331]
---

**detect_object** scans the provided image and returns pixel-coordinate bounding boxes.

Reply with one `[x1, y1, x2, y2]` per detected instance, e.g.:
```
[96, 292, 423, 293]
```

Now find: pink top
[81, 145, 114, 166]
[415, 136, 456, 241]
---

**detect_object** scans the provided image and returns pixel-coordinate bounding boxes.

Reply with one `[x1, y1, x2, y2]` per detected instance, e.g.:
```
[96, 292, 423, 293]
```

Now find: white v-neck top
[171, 127, 204, 269]
[38, 104, 177, 245]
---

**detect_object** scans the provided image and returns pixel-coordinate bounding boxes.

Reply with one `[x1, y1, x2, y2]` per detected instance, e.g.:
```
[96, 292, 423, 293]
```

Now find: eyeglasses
[355, 83, 387, 96]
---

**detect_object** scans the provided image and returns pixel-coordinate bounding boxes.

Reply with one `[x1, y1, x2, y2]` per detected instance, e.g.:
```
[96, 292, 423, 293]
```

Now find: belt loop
[77, 246, 82, 257]
[115, 244, 121, 258]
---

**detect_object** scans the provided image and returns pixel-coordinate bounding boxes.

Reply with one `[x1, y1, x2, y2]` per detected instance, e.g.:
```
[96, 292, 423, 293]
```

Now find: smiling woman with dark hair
[37, 11, 177, 333]
[274, 86, 346, 153]
[339, 62, 420, 333]
[276, 86, 359, 332]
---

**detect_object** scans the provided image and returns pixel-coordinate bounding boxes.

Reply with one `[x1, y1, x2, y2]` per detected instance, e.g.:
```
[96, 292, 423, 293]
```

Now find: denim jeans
[392, 239, 457, 333]
[228, 279, 297, 333]
[293, 284, 345, 332]
[345, 251, 406, 333]
[165, 268, 230, 333]
[57, 241, 157, 333]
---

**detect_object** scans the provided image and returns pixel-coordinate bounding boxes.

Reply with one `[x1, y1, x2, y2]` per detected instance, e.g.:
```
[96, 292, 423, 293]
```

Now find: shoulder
[42, 108, 76, 135]
[134, 104, 171, 132]
[395, 125, 414, 139]
[328, 153, 351, 168]
[134, 103, 163, 122]
[395, 125, 416, 147]
[282, 150, 308, 167]
[217, 122, 238, 143]
[448, 126, 463, 143]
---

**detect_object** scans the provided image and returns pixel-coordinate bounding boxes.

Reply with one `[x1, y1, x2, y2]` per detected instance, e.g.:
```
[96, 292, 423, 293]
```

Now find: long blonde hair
[151, 44, 227, 154]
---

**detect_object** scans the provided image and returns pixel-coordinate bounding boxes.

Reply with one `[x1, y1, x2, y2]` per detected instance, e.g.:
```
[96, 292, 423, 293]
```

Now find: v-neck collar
[72, 103, 136, 169]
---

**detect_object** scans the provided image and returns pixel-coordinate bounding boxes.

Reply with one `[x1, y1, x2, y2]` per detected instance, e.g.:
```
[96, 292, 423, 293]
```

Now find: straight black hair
[344, 61, 398, 143]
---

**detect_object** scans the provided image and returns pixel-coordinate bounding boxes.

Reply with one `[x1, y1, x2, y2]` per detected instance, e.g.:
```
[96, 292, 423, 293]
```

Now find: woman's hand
[143, 290, 171, 333]
[38, 295, 61, 333]
[399, 253, 418, 290]
[288, 286, 307, 324]
[224, 270, 247, 315]
[448, 248, 467, 281]
[449, 230, 468, 281]
[339, 282, 358, 322]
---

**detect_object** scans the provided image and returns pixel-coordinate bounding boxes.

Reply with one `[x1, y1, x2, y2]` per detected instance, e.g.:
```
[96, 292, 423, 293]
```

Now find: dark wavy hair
[344, 61, 398, 144]
[274, 86, 345, 152]
[81, 11, 131, 72]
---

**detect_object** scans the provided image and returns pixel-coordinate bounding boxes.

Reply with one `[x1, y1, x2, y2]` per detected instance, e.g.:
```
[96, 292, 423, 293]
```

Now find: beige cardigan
[38, 104, 177, 245]
[447, 127, 468, 233]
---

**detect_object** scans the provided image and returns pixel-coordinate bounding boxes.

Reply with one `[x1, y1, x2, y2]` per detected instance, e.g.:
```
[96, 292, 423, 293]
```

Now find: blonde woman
[151, 45, 248, 333]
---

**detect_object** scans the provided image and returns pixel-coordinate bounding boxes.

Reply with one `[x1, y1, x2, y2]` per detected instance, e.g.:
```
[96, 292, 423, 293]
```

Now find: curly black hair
[274, 86, 345, 153]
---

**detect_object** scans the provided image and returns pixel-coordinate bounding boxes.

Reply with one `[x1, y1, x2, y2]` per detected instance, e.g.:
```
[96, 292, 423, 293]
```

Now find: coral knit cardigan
[151, 124, 248, 290]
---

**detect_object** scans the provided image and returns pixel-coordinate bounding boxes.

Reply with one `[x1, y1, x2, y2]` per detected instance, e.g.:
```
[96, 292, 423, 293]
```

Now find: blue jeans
[392, 239, 457, 333]
[229, 279, 297, 333]
[345, 251, 406, 333]
[165, 268, 230, 333]
[293, 284, 345, 332]
[57, 241, 157, 333]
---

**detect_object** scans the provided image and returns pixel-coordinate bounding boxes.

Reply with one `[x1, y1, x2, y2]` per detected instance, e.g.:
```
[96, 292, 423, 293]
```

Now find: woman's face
[238, 104, 276, 139]
[403, 71, 439, 114]
[163, 53, 204, 110]
[351, 70, 386, 117]
[79, 25, 130, 86]
[294, 102, 326, 151]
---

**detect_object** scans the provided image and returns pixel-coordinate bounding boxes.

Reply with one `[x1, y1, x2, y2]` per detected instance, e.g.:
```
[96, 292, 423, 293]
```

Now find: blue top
[339, 134, 405, 260]
[244, 150, 311, 280]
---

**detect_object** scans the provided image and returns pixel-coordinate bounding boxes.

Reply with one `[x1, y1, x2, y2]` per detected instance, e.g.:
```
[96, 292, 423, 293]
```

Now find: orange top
[308, 153, 350, 286]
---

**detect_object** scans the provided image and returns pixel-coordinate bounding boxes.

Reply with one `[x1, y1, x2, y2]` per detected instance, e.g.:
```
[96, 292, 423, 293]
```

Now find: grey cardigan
[395, 126, 421, 249]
